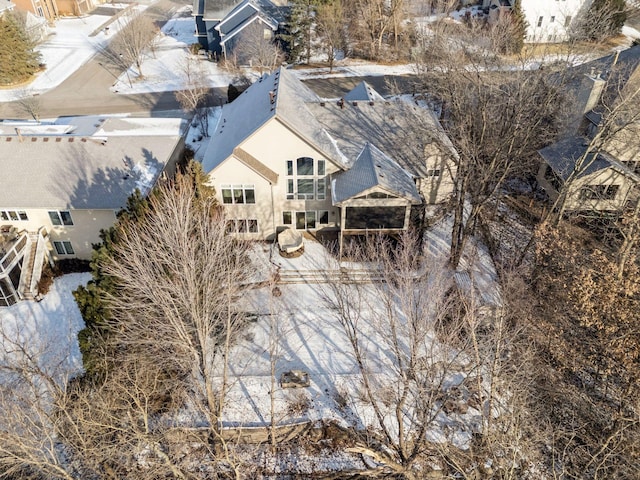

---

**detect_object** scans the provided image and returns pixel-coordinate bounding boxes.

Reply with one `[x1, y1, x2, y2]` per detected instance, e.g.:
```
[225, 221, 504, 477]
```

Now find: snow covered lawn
[212, 214, 501, 450]
[0, 273, 90, 383]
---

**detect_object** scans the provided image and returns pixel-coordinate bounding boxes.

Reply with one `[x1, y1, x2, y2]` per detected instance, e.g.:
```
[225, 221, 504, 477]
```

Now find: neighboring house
[483, 0, 592, 43]
[537, 46, 640, 212]
[201, 67, 457, 242]
[537, 137, 639, 211]
[12, 0, 103, 21]
[0, 117, 187, 306]
[193, 0, 288, 57]
[0, 0, 15, 16]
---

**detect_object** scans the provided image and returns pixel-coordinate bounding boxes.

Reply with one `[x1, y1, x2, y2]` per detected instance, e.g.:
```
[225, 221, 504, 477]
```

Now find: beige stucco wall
[0, 208, 116, 260]
[537, 162, 634, 211]
[422, 147, 456, 204]
[209, 118, 341, 240]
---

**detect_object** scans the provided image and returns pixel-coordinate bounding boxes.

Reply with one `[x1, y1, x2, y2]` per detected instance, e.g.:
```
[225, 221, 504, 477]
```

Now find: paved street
[0, 0, 200, 119]
[0, 0, 418, 119]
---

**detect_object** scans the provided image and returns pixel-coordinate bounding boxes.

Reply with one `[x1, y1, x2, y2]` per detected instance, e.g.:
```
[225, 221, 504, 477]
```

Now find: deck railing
[0, 233, 28, 274]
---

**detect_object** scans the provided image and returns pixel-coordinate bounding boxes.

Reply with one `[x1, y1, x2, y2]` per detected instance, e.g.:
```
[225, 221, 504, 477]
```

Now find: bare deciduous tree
[109, 12, 159, 79]
[15, 89, 42, 121]
[0, 320, 81, 480]
[346, 0, 407, 60]
[315, 0, 346, 72]
[415, 34, 572, 267]
[321, 232, 535, 478]
[99, 166, 251, 440]
[175, 57, 213, 137]
[231, 23, 284, 74]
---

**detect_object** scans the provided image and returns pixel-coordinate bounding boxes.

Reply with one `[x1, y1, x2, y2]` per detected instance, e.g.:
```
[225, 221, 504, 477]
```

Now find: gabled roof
[217, 0, 275, 33]
[332, 143, 421, 205]
[201, 68, 347, 175]
[539, 136, 640, 182]
[343, 81, 386, 103]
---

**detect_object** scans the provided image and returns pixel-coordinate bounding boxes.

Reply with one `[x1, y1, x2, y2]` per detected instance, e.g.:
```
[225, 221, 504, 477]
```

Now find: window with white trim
[284, 210, 330, 229]
[285, 157, 327, 200]
[53, 241, 74, 255]
[48, 210, 73, 226]
[221, 185, 256, 204]
[0, 210, 28, 221]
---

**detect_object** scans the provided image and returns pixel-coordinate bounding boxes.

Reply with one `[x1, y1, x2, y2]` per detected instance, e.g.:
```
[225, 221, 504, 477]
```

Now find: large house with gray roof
[537, 46, 640, 212]
[201, 67, 457, 242]
[0, 117, 187, 306]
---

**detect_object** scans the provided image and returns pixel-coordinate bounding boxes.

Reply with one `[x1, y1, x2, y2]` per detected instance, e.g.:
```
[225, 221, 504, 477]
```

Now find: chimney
[613, 50, 620, 67]
[583, 72, 606, 114]
[269, 90, 275, 104]
[337, 98, 344, 109]
[15, 128, 23, 142]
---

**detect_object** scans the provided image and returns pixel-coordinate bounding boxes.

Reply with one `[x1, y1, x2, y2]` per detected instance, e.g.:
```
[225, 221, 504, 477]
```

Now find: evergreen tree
[489, 0, 527, 55]
[283, 0, 319, 64]
[579, 0, 627, 41]
[507, 0, 527, 54]
[0, 14, 41, 85]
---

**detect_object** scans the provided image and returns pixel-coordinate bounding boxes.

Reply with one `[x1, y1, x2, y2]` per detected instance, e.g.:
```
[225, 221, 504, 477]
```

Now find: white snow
[0, 273, 90, 385]
[0, 4, 144, 102]
[110, 8, 237, 94]
[209, 214, 501, 450]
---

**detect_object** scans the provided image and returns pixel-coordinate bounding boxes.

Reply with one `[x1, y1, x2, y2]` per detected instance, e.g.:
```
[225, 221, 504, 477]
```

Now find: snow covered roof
[343, 81, 386, 103]
[202, 70, 458, 182]
[332, 143, 421, 205]
[201, 67, 347, 175]
[539, 136, 640, 182]
[0, 133, 183, 210]
[0, 116, 190, 138]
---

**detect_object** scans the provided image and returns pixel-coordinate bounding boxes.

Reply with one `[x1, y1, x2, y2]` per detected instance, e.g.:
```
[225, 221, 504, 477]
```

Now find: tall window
[285, 157, 326, 200]
[48, 210, 73, 226]
[537, 16, 543, 27]
[221, 185, 256, 204]
[284, 210, 329, 229]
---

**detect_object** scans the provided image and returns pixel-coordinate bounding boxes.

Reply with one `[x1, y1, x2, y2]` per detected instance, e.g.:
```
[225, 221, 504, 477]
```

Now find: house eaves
[218, 14, 278, 46]
[539, 136, 640, 183]
[232, 147, 278, 184]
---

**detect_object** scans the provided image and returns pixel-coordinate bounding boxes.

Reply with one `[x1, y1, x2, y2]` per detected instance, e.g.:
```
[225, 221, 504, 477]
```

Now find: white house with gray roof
[201, 68, 457, 241]
[0, 117, 187, 306]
